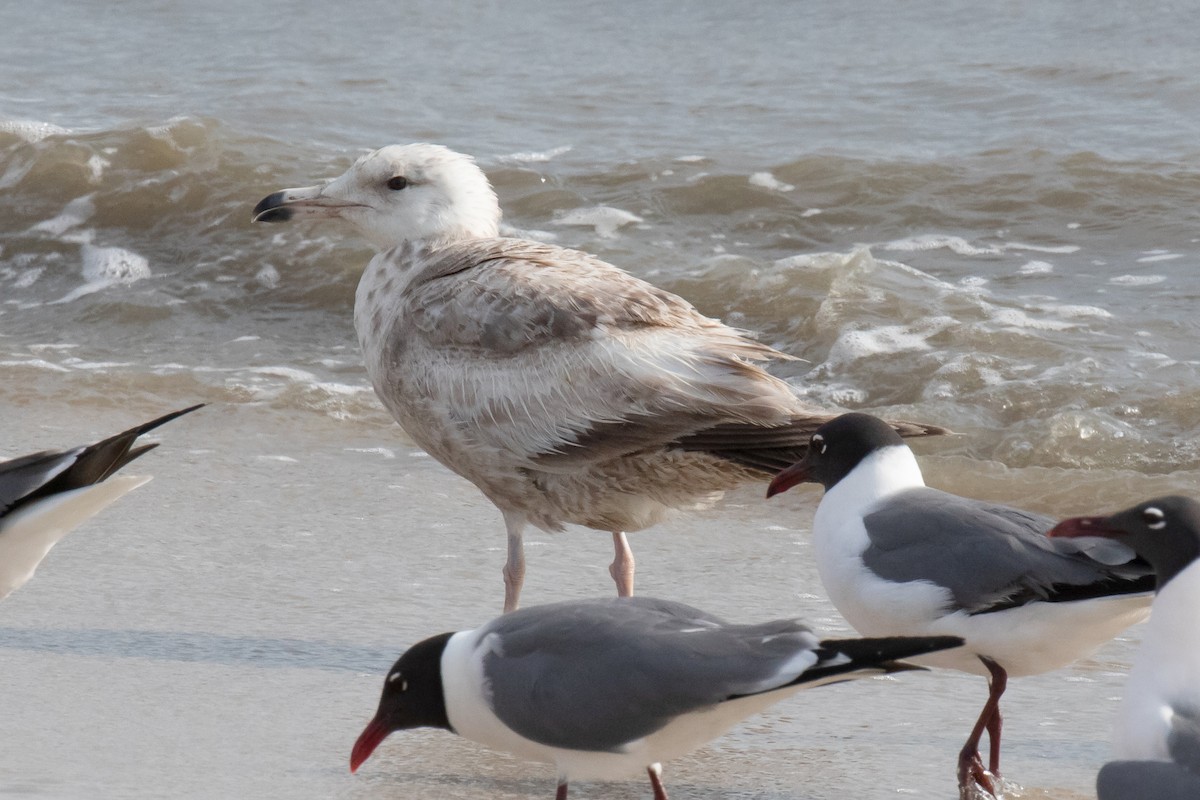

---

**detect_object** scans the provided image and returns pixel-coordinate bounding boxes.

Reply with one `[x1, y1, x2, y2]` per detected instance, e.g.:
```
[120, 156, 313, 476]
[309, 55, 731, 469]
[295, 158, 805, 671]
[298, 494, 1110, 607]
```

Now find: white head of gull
[1051, 497, 1200, 800]
[254, 144, 499, 247]
[253, 144, 948, 613]
[768, 412, 1155, 798]
[348, 595, 963, 798]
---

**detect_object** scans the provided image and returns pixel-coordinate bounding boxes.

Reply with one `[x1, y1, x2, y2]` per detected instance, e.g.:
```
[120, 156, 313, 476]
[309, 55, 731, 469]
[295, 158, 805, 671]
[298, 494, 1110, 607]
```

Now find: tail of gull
[675, 416, 952, 475]
[745, 634, 965, 695]
[0, 404, 203, 599]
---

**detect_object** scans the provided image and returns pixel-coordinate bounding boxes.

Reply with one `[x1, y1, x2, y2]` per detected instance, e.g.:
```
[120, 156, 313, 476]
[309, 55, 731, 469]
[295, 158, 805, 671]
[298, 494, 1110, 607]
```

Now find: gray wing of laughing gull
[477, 596, 950, 752]
[0, 404, 203, 599]
[351, 595, 963, 798]
[252, 143, 950, 613]
[862, 488, 1152, 615]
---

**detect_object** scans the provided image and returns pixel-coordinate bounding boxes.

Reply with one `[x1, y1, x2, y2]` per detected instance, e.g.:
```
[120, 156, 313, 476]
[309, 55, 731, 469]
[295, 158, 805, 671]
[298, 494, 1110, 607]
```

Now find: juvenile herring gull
[252, 143, 946, 612]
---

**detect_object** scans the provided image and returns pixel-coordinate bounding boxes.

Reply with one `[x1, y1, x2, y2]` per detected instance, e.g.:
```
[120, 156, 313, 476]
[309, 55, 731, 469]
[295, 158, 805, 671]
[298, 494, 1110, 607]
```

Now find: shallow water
[3, 1, 1199, 798]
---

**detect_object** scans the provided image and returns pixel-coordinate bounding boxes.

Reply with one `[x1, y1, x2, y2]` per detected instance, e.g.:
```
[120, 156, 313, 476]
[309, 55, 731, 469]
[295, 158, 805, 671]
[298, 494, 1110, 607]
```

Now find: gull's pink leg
[957, 657, 1007, 799]
[502, 514, 526, 613]
[609, 531, 635, 597]
[647, 763, 669, 800]
[986, 683, 1006, 779]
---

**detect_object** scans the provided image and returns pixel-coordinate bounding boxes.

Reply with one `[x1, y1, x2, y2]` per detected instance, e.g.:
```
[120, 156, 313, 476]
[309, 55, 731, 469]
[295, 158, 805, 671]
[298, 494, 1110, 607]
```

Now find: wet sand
[0, 400, 1155, 799]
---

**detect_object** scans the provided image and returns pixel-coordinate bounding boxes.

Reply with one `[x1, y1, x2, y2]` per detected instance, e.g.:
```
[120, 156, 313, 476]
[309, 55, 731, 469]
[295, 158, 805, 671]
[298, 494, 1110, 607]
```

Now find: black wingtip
[128, 403, 205, 439]
[54, 404, 204, 489]
[762, 634, 962, 693]
[820, 634, 965, 663]
[116, 442, 161, 470]
[874, 660, 929, 674]
[3, 404, 204, 516]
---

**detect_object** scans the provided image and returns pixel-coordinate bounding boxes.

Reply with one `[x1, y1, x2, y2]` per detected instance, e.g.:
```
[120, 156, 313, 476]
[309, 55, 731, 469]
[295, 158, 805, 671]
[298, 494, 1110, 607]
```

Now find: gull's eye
[1142, 506, 1166, 530]
[812, 433, 827, 455]
[387, 671, 408, 691]
[386, 176, 409, 191]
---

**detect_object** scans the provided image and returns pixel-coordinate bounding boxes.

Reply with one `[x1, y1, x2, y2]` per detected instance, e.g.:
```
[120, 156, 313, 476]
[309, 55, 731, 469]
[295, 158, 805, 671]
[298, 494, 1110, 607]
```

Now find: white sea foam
[49, 244, 152, 304]
[1006, 242, 1081, 254]
[250, 366, 317, 382]
[774, 251, 857, 271]
[1038, 303, 1113, 319]
[882, 235, 1081, 257]
[1018, 260, 1054, 274]
[82, 244, 151, 283]
[344, 447, 396, 459]
[0, 119, 69, 142]
[255, 264, 280, 288]
[14, 268, 43, 288]
[30, 196, 95, 236]
[60, 358, 134, 370]
[823, 318, 957, 367]
[880, 234, 1002, 256]
[0, 358, 70, 373]
[1109, 274, 1167, 286]
[748, 171, 795, 192]
[312, 381, 372, 396]
[792, 379, 869, 406]
[495, 145, 572, 163]
[990, 308, 1075, 331]
[86, 154, 109, 182]
[28, 343, 78, 352]
[1136, 252, 1183, 263]
[553, 206, 643, 238]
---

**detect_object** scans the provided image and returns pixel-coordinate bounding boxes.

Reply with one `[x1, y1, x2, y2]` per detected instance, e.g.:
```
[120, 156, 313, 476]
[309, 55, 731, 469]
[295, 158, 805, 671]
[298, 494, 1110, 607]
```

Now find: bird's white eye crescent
[1142, 506, 1166, 530]
[812, 433, 827, 455]
[387, 671, 408, 691]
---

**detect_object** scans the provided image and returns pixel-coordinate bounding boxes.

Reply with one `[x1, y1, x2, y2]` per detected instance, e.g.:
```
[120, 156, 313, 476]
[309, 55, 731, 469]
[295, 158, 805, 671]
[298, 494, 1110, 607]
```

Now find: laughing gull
[349, 595, 963, 798]
[252, 143, 948, 612]
[1050, 496, 1200, 800]
[765, 412, 1154, 797]
[0, 405, 202, 600]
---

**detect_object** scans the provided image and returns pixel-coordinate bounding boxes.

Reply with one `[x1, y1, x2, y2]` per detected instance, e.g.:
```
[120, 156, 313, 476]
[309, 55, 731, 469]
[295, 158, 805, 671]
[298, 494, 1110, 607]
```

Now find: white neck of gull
[439, 628, 561, 765]
[364, 207, 500, 253]
[422, 200, 501, 247]
[825, 444, 926, 517]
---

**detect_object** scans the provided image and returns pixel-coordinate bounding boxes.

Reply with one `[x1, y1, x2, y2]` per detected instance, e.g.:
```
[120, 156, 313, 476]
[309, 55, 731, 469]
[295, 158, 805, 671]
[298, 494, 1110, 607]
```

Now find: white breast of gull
[252, 143, 947, 612]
